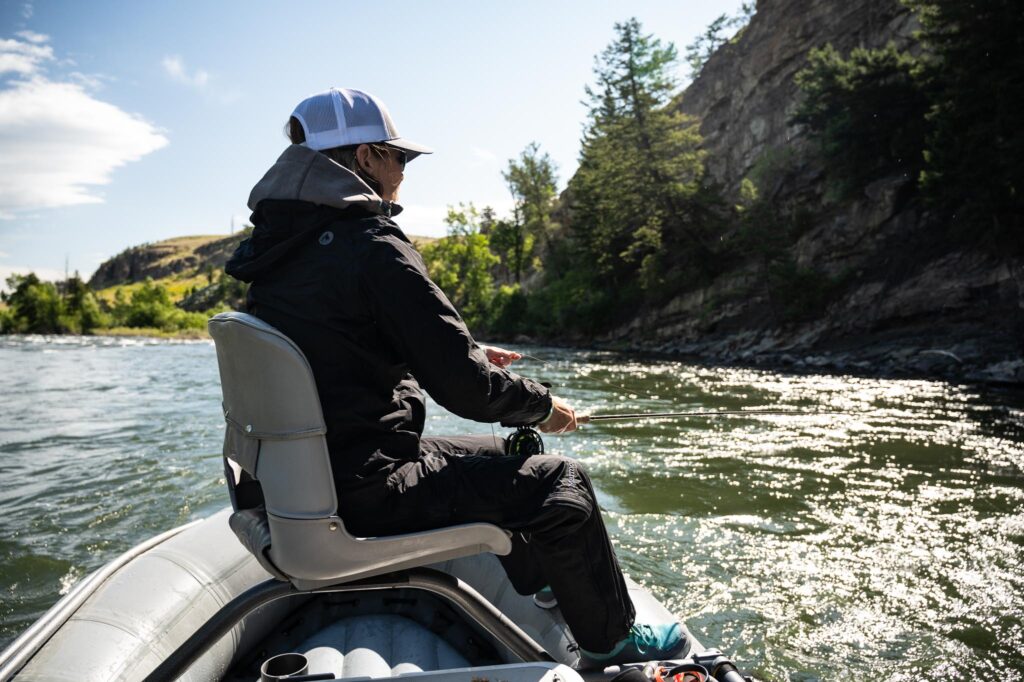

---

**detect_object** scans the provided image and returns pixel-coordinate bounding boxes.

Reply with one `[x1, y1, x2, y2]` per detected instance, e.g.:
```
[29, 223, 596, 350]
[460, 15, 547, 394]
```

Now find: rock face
[679, 0, 918, 199]
[603, 0, 1024, 383]
[89, 234, 245, 289]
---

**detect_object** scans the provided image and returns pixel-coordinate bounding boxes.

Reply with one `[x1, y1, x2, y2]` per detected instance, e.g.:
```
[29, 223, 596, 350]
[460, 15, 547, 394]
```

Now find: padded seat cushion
[299, 615, 470, 678]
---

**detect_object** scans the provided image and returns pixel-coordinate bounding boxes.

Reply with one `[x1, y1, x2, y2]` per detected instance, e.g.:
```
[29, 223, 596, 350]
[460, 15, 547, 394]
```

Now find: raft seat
[208, 311, 512, 592]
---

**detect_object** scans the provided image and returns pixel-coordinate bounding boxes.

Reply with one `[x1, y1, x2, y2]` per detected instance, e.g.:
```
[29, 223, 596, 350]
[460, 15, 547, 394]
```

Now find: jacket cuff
[538, 402, 556, 427]
[499, 380, 552, 428]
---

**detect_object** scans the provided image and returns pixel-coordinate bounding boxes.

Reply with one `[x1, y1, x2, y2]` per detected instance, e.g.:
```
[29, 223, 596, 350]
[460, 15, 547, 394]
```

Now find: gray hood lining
[248, 144, 397, 216]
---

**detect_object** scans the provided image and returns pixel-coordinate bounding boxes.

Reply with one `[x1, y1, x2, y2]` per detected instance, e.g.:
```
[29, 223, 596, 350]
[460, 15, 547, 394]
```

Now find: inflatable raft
[0, 313, 750, 681]
[0, 508, 741, 681]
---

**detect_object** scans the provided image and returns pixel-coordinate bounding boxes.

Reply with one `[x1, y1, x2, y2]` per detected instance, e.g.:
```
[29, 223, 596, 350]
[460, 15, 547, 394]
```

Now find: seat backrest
[208, 311, 512, 590]
[209, 312, 337, 521]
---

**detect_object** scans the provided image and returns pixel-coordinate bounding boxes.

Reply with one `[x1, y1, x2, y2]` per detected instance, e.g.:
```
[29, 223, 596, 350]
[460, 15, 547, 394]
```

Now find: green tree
[793, 42, 929, 200]
[108, 278, 207, 332]
[684, 2, 755, 77]
[420, 204, 499, 330]
[907, 0, 1023, 246]
[0, 273, 107, 334]
[60, 274, 108, 333]
[568, 18, 711, 293]
[486, 284, 529, 337]
[500, 142, 559, 283]
[1, 274, 62, 333]
[120, 279, 173, 328]
[0, 305, 12, 333]
[485, 216, 521, 285]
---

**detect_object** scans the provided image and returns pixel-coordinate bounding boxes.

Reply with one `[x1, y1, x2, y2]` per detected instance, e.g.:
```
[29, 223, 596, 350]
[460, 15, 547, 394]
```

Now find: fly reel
[506, 426, 544, 457]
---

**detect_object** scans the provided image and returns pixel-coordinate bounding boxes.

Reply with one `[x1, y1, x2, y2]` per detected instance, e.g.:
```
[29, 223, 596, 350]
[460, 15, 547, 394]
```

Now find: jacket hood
[247, 144, 397, 214]
[227, 145, 402, 283]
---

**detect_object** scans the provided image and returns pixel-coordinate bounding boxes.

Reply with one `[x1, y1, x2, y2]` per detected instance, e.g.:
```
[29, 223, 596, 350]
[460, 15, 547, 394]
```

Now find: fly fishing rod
[507, 408, 821, 456]
[578, 408, 808, 423]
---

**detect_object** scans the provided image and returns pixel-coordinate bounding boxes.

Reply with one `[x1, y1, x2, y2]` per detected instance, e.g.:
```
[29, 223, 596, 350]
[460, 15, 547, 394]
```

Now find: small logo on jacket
[319, 231, 334, 246]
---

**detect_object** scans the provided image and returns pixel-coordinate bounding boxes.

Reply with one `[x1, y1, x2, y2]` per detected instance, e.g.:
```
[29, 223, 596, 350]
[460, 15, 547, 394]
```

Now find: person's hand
[483, 345, 522, 369]
[539, 396, 578, 434]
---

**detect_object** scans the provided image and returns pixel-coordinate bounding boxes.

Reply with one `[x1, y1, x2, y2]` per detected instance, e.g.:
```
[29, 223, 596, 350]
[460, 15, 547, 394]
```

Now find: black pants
[338, 434, 635, 652]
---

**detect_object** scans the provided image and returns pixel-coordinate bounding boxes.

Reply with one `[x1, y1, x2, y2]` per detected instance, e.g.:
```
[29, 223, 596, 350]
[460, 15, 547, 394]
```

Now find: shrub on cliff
[794, 1, 1023, 250]
[794, 42, 929, 201]
[908, 0, 1023, 248]
[685, 2, 755, 78]
[178, 270, 248, 312]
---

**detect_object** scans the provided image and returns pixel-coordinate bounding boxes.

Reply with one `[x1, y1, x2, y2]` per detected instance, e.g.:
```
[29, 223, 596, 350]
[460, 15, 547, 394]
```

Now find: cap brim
[386, 137, 433, 161]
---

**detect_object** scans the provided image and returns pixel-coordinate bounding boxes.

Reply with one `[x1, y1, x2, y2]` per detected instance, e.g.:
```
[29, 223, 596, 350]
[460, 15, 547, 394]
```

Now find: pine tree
[793, 42, 929, 200]
[568, 18, 709, 292]
[907, 0, 1023, 246]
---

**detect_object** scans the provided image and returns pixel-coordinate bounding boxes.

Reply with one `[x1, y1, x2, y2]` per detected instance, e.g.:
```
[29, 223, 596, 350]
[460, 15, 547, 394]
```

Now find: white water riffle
[1, 335, 1022, 680]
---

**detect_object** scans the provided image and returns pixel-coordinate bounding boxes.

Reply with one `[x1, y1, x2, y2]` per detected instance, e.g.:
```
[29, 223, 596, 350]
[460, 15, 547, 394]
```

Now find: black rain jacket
[226, 145, 551, 481]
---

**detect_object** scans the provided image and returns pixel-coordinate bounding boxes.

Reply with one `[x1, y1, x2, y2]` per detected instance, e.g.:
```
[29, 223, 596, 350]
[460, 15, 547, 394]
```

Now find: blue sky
[0, 0, 747, 283]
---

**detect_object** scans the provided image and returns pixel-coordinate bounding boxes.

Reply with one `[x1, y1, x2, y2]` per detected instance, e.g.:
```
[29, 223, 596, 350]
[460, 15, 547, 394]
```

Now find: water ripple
[1, 339, 1022, 679]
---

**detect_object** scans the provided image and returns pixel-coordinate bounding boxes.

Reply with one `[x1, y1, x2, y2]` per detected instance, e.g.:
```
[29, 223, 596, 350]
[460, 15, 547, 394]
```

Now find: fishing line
[578, 409, 827, 423]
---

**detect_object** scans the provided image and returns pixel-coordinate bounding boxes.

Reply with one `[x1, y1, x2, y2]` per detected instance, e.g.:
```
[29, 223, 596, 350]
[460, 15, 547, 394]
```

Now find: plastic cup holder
[260, 652, 309, 681]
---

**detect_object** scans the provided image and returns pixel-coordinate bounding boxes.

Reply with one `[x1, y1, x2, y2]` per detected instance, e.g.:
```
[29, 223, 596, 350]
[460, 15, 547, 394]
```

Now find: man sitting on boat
[225, 87, 687, 665]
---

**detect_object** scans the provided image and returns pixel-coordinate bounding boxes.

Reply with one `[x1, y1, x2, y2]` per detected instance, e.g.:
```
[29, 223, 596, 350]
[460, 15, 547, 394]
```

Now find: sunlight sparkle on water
[2, 340, 1023, 678]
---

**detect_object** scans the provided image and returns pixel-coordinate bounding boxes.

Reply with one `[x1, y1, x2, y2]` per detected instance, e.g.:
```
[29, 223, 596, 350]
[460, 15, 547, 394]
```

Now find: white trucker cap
[291, 87, 432, 160]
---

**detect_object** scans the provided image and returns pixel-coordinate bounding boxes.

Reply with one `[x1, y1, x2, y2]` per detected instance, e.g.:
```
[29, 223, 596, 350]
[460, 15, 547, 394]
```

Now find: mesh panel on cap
[302, 95, 340, 134]
[345, 93, 384, 129]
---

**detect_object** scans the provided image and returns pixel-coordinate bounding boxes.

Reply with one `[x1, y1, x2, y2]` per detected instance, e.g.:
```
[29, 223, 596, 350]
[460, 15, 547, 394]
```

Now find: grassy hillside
[94, 273, 213, 306]
[0, 229, 441, 338]
[92, 232, 437, 303]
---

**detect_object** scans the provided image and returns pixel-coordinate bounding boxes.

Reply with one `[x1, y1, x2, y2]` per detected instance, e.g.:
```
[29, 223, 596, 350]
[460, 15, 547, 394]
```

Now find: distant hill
[88, 231, 439, 307]
[88, 234, 247, 290]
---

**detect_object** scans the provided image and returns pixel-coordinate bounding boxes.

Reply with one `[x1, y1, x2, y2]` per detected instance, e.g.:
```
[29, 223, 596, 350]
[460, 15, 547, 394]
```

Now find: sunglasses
[387, 146, 408, 168]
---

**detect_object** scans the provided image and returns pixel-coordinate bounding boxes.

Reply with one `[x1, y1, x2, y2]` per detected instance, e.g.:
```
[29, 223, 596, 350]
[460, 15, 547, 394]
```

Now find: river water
[1, 335, 1022, 680]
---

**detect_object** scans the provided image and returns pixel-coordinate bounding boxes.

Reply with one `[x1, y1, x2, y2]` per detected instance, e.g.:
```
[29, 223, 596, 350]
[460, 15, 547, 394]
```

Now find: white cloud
[162, 55, 209, 88]
[0, 250, 9, 259]
[161, 54, 239, 104]
[0, 34, 169, 217]
[22, 2, 33, 20]
[68, 71, 108, 90]
[16, 30, 47, 44]
[0, 34, 53, 75]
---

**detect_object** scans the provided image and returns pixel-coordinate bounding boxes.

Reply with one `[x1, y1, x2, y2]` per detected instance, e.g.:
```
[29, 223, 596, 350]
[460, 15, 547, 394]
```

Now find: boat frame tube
[146, 567, 555, 682]
[0, 518, 202, 681]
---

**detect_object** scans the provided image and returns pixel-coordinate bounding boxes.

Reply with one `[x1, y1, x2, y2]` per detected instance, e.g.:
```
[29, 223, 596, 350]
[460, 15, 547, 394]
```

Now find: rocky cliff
[89, 234, 245, 289]
[680, 0, 918, 200]
[606, 0, 1024, 383]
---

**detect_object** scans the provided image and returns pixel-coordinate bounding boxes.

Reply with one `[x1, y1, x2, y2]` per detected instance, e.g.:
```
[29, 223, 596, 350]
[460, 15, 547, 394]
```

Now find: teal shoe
[533, 585, 557, 609]
[581, 622, 688, 665]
